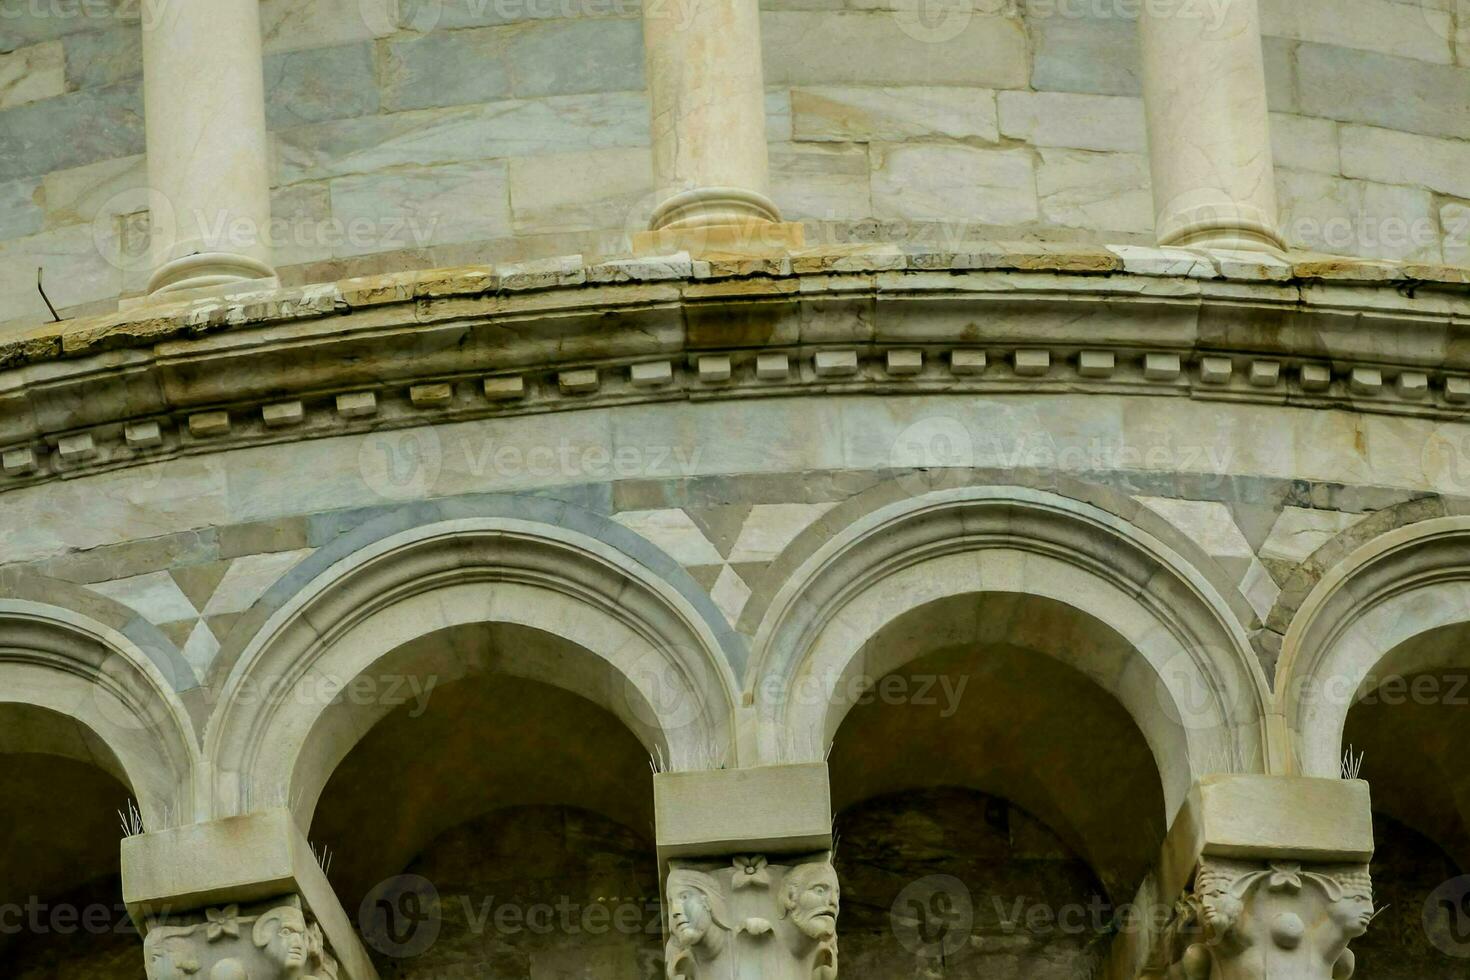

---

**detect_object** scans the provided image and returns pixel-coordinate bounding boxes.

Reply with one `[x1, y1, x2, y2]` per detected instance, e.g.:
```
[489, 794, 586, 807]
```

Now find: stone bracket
[122, 808, 379, 980]
[654, 762, 832, 867]
[1160, 774, 1374, 901]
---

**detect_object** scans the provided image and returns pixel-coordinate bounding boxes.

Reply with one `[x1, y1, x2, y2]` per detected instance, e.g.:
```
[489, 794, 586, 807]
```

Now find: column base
[122, 274, 282, 312]
[633, 220, 805, 258]
[146, 251, 277, 297]
[1158, 206, 1286, 255]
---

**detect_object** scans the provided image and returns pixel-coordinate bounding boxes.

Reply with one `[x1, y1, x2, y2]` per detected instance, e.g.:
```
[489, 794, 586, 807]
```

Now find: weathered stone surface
[61, 26, 139, 90]
[269, 181, 335, 267]
[328, 162, 512, 256]
[1261, 0, 1453, 63]
[1027, 8, 1140, 96]
[763, 10, 1027, 87]
[769, 142, 872, 223]
[0, 176, 43, 240]
[274, 93, 650, 183]
[0, 39, 64, 110]
[871, 144, 1036, 226]
[1035, 148, 1153, 235]
[260, 0, 397, 54]
[0, 83, 143, 181]
[792, 85, 999, 142]
[1277, 169, 1439, 263]
[1340, 124, 1470, 200]
[380, 28, 514, 113]
[503, 16, 645, 98]
[263, 42, 380, 129]
[508, 146, 651, 235]
[1270, 112, 1340, 175]
[998, 90, 1145, 152]
[1297, 41, 1470, 139]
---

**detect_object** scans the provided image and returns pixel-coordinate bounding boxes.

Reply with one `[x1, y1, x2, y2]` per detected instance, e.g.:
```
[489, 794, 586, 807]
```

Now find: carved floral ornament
[665, 856, 839, 980]
[144, 903, 339, 980]
[1151, 858, 1374, 980]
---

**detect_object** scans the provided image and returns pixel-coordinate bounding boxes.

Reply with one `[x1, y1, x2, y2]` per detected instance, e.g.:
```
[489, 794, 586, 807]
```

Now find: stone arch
[204, 516, 738, 826]
[0, 597, 201, 828]
[1261, 496, 1457, 638]
[735, 470, 1260, 644]
[749, 485, 1274, 818]
[1276, 516, 1470, 778]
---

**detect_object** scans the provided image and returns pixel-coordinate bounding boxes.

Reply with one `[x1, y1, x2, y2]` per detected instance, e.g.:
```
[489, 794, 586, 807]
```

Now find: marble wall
[1, 0, 1469, 324]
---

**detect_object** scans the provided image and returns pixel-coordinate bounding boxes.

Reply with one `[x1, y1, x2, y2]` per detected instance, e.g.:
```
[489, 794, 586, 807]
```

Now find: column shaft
[638, 0, 801, 252]
[141, 0, 276, 294]
[1138, 0, 1285, 252]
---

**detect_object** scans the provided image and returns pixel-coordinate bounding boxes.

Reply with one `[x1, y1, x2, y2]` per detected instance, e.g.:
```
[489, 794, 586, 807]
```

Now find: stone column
[1134, 775, 1376, 980]
[122, 810, 379, 980]
[655, 763, 839, 979]
[140, 0, 276, 296]
[635, 0, 803, 256]
[1137, 0, 1285, 253]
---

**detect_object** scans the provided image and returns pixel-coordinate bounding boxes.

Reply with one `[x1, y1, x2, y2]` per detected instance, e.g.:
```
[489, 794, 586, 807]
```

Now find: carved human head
[667, 869, 731, 947]
[143, 930, 201, 980]
[253, 906, 311, 976]
[781, 862, 840, 941]
[1326, 870, 1375, 938]
[1193, 866, 1244, 939]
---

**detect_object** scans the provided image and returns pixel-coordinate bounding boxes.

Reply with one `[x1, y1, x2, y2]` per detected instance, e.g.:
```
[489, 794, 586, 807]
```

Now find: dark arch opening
[0, 705, 140, 977]
[309, 623, 661, 979]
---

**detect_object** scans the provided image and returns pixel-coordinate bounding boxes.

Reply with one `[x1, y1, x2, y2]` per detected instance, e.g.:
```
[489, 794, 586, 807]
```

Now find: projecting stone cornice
[2, 242, 1470, 490]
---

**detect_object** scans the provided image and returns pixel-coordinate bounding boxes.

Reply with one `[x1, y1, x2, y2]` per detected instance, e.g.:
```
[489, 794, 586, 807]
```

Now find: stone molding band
[2, 249, 1470, 492]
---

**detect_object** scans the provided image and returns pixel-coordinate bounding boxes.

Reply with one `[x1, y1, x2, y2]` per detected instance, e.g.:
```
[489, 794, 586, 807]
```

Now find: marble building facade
[1, 1, 1470, 978]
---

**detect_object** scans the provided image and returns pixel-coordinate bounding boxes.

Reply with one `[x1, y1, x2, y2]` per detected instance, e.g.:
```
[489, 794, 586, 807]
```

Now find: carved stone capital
[143, 898, 340, 980]
[664, 854, 839, 980]
[1151, 858, 1373, 980]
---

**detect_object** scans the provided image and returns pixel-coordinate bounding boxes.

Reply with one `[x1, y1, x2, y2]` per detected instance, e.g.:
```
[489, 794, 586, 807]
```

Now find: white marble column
[636, 0, 802, 254]
[1138, 0, 1285, 252]
[140, 0, 276, 295]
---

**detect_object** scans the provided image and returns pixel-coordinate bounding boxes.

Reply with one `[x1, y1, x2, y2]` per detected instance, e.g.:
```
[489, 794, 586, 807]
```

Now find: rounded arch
[749, 486, 1273, 817]
[204, 517, 738, 825]
[0, 599, 201, 828]
[1277, 516, 1470, 778]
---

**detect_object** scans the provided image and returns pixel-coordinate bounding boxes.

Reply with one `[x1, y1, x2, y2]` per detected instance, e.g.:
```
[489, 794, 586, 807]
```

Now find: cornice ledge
[6, 243, 1470, 372]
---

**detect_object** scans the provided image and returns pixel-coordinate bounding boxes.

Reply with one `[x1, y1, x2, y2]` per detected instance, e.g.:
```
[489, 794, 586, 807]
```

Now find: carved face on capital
[667, 870, 728, 948]
[670, 887, 713, 944]
[1194, 869, 1245, 939]
[783, 863, 840, 941]
[144, 933, 200, 980]
[253, 907, 311, 977]
[1327, 878, 1375, 939]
